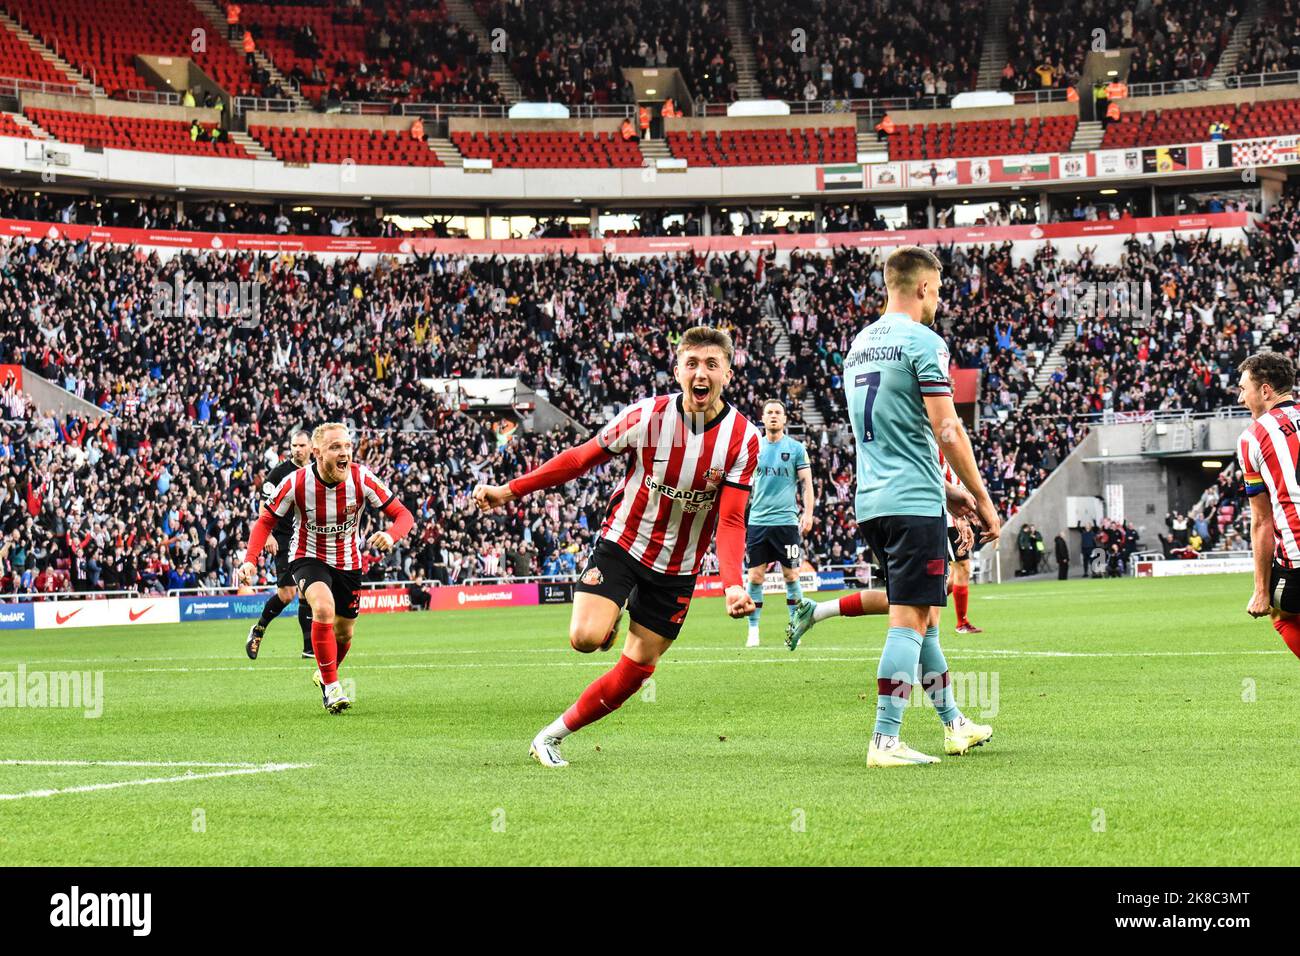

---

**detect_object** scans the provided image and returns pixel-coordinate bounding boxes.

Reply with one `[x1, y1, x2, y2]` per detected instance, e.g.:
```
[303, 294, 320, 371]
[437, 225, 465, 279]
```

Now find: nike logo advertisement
[128, 605, 154, 622]
[55, 608, 83, 625]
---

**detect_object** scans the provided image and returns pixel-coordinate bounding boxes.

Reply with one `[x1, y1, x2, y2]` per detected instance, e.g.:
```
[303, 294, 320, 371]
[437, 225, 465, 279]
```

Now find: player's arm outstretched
[473, 435, 613, 513]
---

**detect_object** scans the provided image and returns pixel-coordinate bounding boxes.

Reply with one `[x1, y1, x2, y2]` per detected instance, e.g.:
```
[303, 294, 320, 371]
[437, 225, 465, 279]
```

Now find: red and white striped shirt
[938, 450, 963, 489]
[597, 394, 762, 576]
[265, 462, 397, 571]
[1237, 400, 1300, 568]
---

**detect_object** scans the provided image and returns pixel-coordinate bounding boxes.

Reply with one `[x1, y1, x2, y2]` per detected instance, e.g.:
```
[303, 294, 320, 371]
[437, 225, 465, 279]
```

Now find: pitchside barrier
[1132, 550, 1254, 577]
[0, 571, 851, 632]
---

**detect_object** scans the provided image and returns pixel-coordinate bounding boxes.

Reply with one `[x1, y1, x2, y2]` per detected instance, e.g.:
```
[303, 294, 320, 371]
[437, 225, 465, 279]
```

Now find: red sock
[954, 585, 969, 625]
[312, 621, 339, 683]
[839, 591, 865, 617]
[1275, 618, 1300, 660]
[337, 641, 350, 666]
[562, 654, 655, 733]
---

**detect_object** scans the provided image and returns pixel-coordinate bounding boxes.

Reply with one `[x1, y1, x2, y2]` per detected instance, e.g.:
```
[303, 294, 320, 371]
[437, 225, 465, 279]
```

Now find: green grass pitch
[2, 573, 1297, 866]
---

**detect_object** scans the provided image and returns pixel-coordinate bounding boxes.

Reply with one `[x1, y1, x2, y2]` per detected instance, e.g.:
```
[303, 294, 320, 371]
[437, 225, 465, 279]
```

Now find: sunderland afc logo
[581, 566, 604, 587]
[703, 467, 725, 488]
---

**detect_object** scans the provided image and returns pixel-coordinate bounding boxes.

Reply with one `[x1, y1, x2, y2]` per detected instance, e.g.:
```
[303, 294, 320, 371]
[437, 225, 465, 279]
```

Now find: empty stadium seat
[4, 0, 260, 97]
[664, 127, 855, 166]
[249, 125, 443, 166]
[886, 116, 1078, 161]
[0, 112, 36, 139]
[448, 130, 642, 168]
[26, 108, 251, 158]
[1100, 100, 1300, 148]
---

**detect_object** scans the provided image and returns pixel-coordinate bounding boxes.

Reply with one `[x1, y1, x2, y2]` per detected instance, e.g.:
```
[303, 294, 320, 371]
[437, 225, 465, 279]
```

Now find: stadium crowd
[1, 179, 1297, 598]
[477, 0, 735, 105]
[750, 0, 981, 104]
[1233, 4, 1300, 78]
[1002, 0, 1239, 91]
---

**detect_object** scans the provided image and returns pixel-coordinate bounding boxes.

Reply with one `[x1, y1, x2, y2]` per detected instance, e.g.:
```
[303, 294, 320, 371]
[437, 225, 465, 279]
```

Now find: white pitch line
[12, 647, 1283, 677]
[0, 759, 277, 768]
[2, 642, 1285, 669]
[0, 761, 313, 801]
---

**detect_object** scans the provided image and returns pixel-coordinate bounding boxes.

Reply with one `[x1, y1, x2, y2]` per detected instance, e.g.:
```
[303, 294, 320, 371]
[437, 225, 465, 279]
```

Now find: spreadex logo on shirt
[643, 473, 718, 513]
[306, 516, 360, 535]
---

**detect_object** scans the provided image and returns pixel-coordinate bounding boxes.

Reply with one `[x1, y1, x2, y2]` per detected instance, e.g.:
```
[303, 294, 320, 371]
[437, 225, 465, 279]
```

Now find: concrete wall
[20, 90, 220, 124]
[890, 100, 1078, 126]
[995, 429, 1102, 574]
[1122, 83, 1300, 113]
[665, 114, 858, 132]
[21, 368, 113, 421]
[994, 414, 1252, 572]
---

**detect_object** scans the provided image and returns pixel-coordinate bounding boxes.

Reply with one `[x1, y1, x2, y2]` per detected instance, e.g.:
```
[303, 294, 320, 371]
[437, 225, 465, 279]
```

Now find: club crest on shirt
[780, 452, 790, 461]
[581, 566, 604, 586]
[703, 467, 725, 487]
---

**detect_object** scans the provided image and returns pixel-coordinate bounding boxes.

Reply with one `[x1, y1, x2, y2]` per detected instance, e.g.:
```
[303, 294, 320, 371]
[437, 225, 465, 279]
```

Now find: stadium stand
[750, 0, 982, 102]
[1100, 98, 1300, 148]
[222, 0, 501, 105]
[0, 112, 36, 139]
[249, 124, 443, 165]
[1003, 0, 1239, 91]
[24, 107, 249, 158]
[0, 16, 75, 86]
[666, 126, 855, 166]
[2, 180, 1296, 595]
[887, 115, 1078, 160]
[475, 0, 734, 104]
[449, 129, 642, 167]
[1233, 3, 1300, 77]
[2, 0, 262, 97]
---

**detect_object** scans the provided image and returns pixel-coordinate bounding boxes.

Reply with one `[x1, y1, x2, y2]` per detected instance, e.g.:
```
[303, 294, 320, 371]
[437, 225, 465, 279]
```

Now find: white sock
[812, 601, 839, 623]
[872, 732, 898, 749]
[324, 680, 341, 694]
[541, 716, 571, 741]
[747, 623, 759, 633]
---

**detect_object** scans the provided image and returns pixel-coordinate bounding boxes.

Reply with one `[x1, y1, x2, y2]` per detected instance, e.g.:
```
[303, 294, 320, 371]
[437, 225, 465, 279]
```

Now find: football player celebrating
[1236, 351, 1300, 659]
[239, 422, 413, 713]
[473, 326, 762, 767]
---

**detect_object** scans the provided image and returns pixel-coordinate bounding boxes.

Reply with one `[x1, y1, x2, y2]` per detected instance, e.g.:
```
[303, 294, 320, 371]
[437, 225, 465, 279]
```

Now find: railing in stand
[0, 74, 93, 99]
[234, 96, 300, 114]
[1224, 70, 1300, 90]
[126, 89, 181, 107]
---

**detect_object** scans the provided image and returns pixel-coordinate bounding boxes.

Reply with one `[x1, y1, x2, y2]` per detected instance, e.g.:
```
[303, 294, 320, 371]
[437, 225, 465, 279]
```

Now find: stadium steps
[1021, 329, 1073, 405]
[640, 136, 671, 162]
[724, 0, 760, 100]
[1069, 119, 1105, 152]
[427, 134, 462, 167]
[442, 0, 524, 104]
[1210, 0, 1265, 83]
[190, 0, 312, 110]
[0, 9, 105, 97]
[228, 130, 273, 160]
[760, 302, 825, 430]
[975, 0, 1014, 91]
[6, 110, 48, 138]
